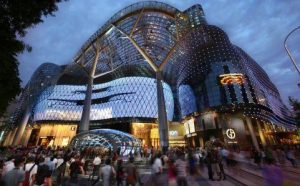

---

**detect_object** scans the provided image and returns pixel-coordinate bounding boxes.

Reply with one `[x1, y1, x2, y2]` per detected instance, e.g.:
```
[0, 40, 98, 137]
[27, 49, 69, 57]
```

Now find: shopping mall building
[1, 2, 298, 150]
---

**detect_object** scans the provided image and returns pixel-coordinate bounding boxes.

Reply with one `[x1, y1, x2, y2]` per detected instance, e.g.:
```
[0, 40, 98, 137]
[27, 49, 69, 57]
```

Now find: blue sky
[17, 0, 300, 105]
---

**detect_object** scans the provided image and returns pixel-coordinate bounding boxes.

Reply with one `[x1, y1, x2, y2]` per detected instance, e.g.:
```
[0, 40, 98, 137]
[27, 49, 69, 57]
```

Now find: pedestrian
[150, 153, 163, 185]
[276, 148, 285, 165]
[100, 158, 116, 186]
[188, 150, 197, 176]
[175, 152, 188, 186]
[125, 157, 138, 186]
[204, 150, 214, 181]
[69, 155, 84, 185]
[116, 159, 125, 186]
[23, 156, 38, 186]
[47, 156, 56, 173]
[168, 158, 177, 186]
[286, 148, 297, 167]
[90, 154, 101, 180]
[253, 149, 262, 168]
[2, 156, 15, 175]
[1, 156, 25, 186]
[211, 148, 221, 181]
[34, 156, 52, 186]
[151, 153, 162, 174]
[218, 148, 226, 180]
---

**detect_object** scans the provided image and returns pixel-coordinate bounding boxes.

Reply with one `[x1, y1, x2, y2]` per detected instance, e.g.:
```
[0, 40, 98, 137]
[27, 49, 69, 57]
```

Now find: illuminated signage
[184, 118, 195, 135]
[169, 130, 178, 136]
[184, 122, 189, 135]
[226, 129, 236, 139]
[219, 73, 244, 85]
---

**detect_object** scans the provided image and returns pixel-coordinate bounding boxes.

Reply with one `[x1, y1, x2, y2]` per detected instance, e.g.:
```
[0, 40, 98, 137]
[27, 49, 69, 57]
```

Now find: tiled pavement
[59, 160, 300, 186]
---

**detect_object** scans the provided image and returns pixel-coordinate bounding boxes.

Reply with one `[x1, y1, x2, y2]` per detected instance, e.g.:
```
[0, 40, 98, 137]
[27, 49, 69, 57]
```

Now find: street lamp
[284, 25, 300, 74]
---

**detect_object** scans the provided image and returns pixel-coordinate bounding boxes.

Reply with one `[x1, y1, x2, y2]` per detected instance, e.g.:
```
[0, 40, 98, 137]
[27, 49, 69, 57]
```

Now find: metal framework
[62, 1, 188, 150]
[284, 25, 300, 74]
[69, 129, 141, 155]
[11, 63, 62, 145]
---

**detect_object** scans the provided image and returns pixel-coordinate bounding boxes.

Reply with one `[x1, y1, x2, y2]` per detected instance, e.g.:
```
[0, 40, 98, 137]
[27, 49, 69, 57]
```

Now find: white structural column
[257, 121, 266, 146]
[12, 105, 31, 146]
[156, 71, 169, 150]
[245, 117, 259, 151]
[9, 128, 18, 145]
[3, 130, 13, 146]
[112, 24, 178, 151]
[78, 49, 100, 133]
[21, 127, 33, 146]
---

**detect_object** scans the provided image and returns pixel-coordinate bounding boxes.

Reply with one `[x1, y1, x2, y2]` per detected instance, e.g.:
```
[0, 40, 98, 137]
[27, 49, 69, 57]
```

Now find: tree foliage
[0, 0, 62, 116]
[289, 96, 300, 127]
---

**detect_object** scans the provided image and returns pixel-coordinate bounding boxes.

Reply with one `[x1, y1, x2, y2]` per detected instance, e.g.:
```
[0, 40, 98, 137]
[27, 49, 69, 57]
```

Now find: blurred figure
[286, 148, 297, 168]
[34, 156, 52, 186]
[220, 147, 229, 163]
[151, 153, 162, 174]
[175, 152, 188, 186]
[116, 159, 124, 186]
[1, 156, 25, 186]
[262, 159, 283, 186]
[90, 154, 101, 180]
[211, 148, 221, 181]
[125, 157, 138, 186]
[188, 150, 197, 176]
[276, 148, 285, 165]
[2, 156, 15, 175]
[199, 147, 206, 168]
[69, 155, 84, 185]
[24, 156, 38, 186]
[47, 156, 56, 173]
[150, 153, 163, 185]
[226, 149, 238, 175]
[218, 147, 226, 180]
[253, 149, 262, 168]
[168, 158, 177, 186]
[100, 158, 116, 186]
[56, 155, 64, 168]
[204, 149, 213, 180]
[264, 147, 275, 164]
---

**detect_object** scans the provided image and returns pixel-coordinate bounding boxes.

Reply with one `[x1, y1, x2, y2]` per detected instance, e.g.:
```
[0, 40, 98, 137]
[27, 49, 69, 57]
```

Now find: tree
[0, 0, 63, 116]
[289, 97, 300, 127]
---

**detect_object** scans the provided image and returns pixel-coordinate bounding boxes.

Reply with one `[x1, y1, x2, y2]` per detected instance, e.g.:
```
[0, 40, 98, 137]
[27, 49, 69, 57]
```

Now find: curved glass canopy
[69, 129, 142, 155]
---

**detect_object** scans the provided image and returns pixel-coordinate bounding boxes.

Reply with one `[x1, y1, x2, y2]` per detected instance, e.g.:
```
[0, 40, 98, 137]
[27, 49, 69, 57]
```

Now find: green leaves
[0, 0, 64, 116]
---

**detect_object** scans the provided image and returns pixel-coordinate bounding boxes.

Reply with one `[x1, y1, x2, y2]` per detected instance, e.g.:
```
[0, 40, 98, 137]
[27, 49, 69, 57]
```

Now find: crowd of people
[0, 143, 299, 186]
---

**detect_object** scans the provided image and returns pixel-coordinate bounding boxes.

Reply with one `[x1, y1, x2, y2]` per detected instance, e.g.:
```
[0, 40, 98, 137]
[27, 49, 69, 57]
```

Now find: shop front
[27, 123, 77, 147]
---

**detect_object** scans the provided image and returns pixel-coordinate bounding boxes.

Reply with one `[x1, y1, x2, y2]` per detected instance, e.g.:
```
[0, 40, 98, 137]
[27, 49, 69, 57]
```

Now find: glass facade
[70, 129, 141, 155]
[34, 77, 174, 121]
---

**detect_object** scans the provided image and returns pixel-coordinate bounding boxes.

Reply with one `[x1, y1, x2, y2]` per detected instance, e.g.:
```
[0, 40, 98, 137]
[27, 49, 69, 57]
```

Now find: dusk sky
[17, 0, 300, 106]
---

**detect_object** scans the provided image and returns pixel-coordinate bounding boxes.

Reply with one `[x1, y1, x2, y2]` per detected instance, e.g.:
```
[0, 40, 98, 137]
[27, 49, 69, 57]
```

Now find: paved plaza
[56, 159, 300, 186]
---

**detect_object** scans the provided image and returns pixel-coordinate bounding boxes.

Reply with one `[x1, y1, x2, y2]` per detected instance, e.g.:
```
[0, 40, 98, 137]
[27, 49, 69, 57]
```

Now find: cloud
[17, 0, 300, 105]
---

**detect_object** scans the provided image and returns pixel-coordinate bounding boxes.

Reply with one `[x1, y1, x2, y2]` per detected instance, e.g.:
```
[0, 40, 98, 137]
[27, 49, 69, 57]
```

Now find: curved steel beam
[284, 25, 300, 74]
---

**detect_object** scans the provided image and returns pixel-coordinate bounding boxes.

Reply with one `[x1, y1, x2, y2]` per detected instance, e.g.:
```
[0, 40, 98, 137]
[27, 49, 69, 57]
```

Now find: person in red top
[168, 158, 177, 186]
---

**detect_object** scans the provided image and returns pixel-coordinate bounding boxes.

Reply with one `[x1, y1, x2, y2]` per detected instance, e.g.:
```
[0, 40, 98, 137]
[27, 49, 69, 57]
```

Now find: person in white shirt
[2, 157, 15, 175]
[24, 156, 38, 186]
[100, 158, 115, 186]
[90, 155, 101, 180]
[150, 153, 163, 185]
[152, 154, 162, 174]
[56, 155, 64, 168]
[175, 152, 188, 186]
[93, 155, 101, 166]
